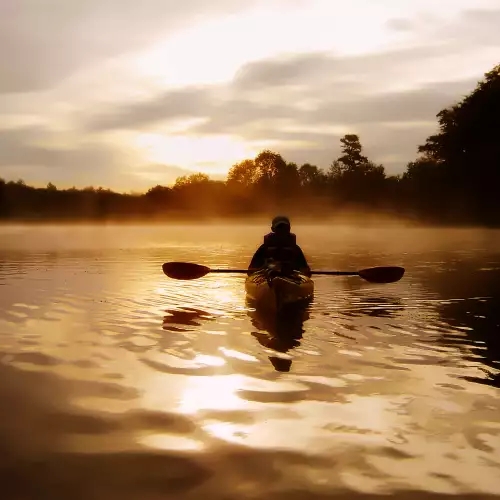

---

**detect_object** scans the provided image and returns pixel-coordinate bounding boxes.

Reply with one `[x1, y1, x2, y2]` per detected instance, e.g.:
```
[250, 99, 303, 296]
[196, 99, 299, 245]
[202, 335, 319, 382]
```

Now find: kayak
[245, 268, 314, 311]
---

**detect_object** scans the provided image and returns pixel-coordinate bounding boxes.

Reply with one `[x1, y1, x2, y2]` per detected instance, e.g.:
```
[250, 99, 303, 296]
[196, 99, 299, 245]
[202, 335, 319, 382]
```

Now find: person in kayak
[248, 215, 311, 276]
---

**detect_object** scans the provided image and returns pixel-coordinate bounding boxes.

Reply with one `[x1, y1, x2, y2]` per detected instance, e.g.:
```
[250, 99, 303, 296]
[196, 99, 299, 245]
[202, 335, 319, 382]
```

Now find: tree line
[1, 64, 499, 225]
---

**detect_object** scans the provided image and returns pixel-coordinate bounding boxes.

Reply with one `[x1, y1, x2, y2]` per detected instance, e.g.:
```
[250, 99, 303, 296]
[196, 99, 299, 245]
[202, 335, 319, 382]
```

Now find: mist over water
[1, 223, 499, 499]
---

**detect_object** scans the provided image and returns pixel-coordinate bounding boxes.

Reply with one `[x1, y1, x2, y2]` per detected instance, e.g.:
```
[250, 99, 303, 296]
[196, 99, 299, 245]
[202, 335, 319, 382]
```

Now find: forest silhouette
[1, 64, 499, 225]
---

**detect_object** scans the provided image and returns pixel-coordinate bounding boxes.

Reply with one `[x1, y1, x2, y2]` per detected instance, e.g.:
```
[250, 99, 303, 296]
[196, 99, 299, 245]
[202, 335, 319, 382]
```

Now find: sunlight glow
[132, 3, 402, 89]
[178, 375, 246, 414]
[210, 280, 245, 304]
[137, 433, 203, 451]
[134, 133, 262, 176]
[203, 421, 249, 444]
[219, 347, 259, 363]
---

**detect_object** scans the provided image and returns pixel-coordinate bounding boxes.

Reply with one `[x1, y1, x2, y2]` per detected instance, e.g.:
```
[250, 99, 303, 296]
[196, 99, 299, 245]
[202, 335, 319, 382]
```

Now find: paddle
[162, 262, 405, 284]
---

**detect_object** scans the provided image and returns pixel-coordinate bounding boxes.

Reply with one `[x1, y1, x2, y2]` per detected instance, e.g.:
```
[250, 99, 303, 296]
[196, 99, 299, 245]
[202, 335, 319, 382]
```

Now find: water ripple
[0, 225, 500, 498]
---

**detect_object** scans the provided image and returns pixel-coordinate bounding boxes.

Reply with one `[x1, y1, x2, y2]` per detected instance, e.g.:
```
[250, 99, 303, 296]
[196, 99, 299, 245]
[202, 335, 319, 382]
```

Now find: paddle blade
[162, 262, 211, 280]
[358, 266, 405, 284]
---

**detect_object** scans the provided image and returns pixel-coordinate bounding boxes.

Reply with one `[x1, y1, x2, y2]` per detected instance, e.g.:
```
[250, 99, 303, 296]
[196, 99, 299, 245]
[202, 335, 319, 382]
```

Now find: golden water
[0, 224, 499, 499]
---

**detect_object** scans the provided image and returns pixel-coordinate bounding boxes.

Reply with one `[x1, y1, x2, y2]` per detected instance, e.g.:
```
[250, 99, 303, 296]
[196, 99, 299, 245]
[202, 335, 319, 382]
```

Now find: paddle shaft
[196, 269, 359, 276]
[311, 271, 358, 276]
[204, 269, 248, 273]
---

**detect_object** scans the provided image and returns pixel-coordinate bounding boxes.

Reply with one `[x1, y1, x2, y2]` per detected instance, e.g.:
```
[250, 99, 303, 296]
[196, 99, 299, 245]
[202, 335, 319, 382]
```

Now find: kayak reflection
[162, 307, 215, 332]
[247, 299, 310, 372]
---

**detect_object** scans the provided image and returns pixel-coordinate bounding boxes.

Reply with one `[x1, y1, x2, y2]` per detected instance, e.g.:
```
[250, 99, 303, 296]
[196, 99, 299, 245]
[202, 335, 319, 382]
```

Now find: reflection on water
[0, 224, 500, 499]
[248, 302, 309, 372]
[163, 307, 216, 331]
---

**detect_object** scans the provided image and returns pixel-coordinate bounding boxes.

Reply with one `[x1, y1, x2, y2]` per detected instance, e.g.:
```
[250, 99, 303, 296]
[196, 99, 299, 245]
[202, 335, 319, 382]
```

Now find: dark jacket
[248, 232, 310, 274]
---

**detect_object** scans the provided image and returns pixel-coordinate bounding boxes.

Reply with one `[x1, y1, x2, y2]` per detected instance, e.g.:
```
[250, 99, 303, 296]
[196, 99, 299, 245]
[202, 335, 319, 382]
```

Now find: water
[0, 224, 499, 499]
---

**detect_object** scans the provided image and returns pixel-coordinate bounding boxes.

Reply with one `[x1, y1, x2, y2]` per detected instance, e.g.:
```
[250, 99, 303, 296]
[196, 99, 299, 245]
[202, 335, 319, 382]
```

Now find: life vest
[263, 232, 296, 246]
[262, 232, 299, 270]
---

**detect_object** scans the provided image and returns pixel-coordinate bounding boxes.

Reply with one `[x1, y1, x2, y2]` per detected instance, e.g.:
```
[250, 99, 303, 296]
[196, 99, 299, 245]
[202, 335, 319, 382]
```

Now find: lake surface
[0, 224, 499, 499]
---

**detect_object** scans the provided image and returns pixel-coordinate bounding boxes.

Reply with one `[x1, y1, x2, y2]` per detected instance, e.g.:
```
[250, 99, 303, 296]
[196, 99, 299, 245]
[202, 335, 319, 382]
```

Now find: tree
[329, 134, 373, 180]
[275, 162, 300, 192]
[328, 134, 386, 205]
[418, 65, 500, 166]
[299, 164, 320, 186]
[298, 163, 329, 198]
[227, 159, 258, 187]
[337, 134, 368, 173]
[0, 178, 5, 216]
[174, 172, 210, 188]
[401, 158, 446, 217]
[145, 185, 172, 210]
[410, 63, 500, 223]
[254, 150, 287, 186]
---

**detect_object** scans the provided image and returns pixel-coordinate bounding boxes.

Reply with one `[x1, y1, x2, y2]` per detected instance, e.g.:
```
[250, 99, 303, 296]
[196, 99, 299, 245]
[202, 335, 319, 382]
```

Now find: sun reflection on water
[137, 433, 204, 452]
[178, 374, 247, 415]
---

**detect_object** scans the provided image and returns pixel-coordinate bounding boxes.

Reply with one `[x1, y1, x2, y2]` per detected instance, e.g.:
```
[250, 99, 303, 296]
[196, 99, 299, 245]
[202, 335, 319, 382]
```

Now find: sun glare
[178, 375, 247, 414]
[134, 133, 262, 177]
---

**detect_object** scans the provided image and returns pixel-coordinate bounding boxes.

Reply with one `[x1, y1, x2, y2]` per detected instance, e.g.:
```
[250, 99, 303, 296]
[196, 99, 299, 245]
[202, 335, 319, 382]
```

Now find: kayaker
[248, 215, 311, 276]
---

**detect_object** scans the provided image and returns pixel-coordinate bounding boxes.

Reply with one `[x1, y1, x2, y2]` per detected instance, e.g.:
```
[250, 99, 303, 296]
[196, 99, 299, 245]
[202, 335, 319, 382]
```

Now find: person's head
[271, 215, 291, 235]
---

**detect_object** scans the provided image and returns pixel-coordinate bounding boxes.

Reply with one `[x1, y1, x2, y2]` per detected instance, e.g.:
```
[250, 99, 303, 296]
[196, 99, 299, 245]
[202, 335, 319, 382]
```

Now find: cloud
[86, 44, 480, 130]
[0, 125, 215, 190]
[232, 47, 421, 89]
[0, 126, 119, 169]
[386, 6, 500, 42]
[2, 1, 500, 187]
[82, 48, 480, 172]
[87, 88, 213, 131]
[451, 8, 500, 45]
[0, 126, 150, 190]
[232, 53, 332, 89]
[231, 44, 470, 92]
[0, 0, 259, 94]
[307, 80, 477, 125]
[385, 18, 416, 31]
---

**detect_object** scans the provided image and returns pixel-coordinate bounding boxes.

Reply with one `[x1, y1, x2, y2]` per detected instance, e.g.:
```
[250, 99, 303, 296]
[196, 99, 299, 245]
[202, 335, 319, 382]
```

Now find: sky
[1, 0, 499, 192]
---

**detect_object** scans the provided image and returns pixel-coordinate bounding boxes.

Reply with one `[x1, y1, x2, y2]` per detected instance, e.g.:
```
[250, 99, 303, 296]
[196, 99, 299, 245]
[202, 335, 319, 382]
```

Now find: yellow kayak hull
[245, 270, 314, 311]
